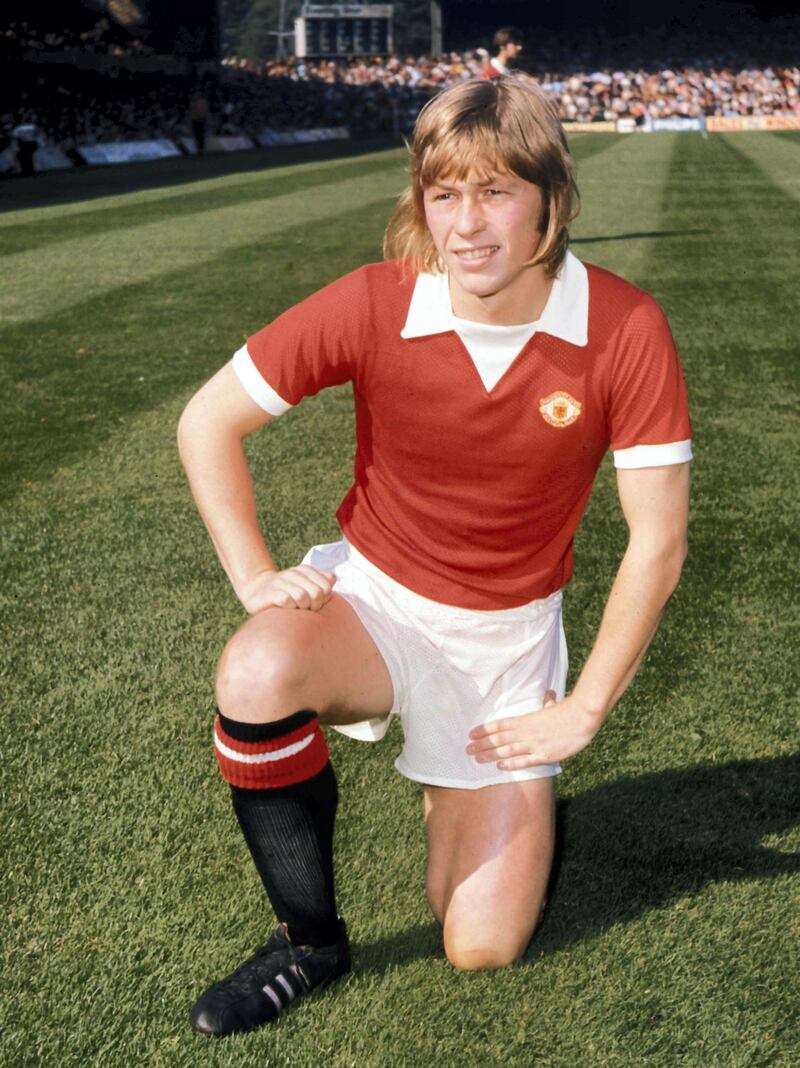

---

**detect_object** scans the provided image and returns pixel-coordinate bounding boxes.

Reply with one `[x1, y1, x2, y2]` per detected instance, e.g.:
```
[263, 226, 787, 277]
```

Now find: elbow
[663, 535, 688, 595]
[629, 532, 688, 596]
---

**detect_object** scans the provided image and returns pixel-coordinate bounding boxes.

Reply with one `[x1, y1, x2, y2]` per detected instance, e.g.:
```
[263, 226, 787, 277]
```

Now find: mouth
[452, 245, 500, 265]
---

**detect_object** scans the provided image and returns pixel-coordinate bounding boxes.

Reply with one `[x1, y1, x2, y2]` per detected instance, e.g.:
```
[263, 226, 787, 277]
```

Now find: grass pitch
[1, 132, 798, 1068]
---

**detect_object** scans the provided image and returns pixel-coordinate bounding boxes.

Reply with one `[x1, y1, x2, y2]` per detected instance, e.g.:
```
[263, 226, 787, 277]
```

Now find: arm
[177, 362, 336, 614]
[467, 461, 690, 768]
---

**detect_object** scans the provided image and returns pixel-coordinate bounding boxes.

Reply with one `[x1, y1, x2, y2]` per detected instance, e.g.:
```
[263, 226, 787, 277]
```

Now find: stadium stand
[2, 12, 799, 175]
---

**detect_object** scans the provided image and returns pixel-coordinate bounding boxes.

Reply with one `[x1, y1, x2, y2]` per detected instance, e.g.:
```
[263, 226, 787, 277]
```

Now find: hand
[237, 565, 337, 615]
[466, 691, 600, 770]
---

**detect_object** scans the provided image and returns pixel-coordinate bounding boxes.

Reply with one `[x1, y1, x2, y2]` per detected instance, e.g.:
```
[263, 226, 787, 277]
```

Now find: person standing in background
[189, 90, 210, 157]
[12, 120, 40, 177]
[483, 28, 525, 79]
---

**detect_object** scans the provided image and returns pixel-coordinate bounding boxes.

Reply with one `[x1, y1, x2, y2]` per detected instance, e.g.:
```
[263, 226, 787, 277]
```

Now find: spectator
[189, 89, 210, 155]
[3, 13, 800, 166]
[12, 119, 40, 176]
[482, 27, 524, 79]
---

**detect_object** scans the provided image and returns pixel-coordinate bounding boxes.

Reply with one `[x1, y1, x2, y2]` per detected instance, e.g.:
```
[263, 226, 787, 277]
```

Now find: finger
[469, 717, 515, 740]
[472, 742, 525, 763]
[296, 565, 337, 592]
[294, 567, 338, 608]
[273, 576, 320, 610]
[466, 729, 519, 755]
[281, 570, 335, 608]
[542, 689, 557, 707]
[262, 589, 296, 610]
[497, 754, 546, 771]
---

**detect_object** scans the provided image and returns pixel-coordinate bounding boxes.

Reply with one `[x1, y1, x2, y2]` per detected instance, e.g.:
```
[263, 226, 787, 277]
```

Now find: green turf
[1, 132, 798, 1067]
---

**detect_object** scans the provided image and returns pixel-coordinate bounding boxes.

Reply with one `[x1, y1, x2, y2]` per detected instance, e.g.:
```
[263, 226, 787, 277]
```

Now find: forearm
[571, 537, 687, 723]
[177, 412, 275, 599]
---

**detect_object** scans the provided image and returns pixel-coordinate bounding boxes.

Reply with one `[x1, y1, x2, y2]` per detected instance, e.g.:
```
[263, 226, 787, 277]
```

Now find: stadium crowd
[3, 13, 800, 163]
[3, 17, 155, 58]
[231, 52, 800, 123]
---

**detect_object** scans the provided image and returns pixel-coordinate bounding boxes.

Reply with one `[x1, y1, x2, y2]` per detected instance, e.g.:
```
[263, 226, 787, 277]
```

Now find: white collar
[400, 249, 589, 347]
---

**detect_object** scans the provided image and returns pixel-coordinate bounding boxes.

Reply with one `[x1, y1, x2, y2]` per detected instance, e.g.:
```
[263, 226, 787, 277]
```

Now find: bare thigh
[424, 777, 555, 970]
[216, 592, 394, 725]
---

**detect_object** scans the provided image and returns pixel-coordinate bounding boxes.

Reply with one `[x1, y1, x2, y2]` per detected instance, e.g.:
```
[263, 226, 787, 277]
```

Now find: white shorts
[302, 539, 568, 790]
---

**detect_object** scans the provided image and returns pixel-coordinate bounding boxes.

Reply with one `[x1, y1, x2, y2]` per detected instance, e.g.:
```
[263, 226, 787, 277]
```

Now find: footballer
[178, 75, 691, 1036]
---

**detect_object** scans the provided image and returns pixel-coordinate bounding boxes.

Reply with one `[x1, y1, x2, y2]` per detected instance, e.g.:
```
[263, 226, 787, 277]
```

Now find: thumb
[543, 689, 557, 707]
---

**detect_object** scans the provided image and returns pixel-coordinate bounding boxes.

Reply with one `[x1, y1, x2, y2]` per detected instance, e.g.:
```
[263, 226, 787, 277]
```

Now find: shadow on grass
[539, 754, 800, 955]
[572, 229, 710, 244]
[352, 755, 799, 973]
[353, 922, 444, 973]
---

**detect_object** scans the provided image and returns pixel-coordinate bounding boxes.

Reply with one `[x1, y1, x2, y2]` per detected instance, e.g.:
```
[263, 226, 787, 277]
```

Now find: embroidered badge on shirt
[539, 391, 582, 428]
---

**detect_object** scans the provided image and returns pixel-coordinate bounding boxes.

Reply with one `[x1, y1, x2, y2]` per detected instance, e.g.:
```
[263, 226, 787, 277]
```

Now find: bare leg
[424, 777, 555, 970]
[189, 593, 396, 1035]
[216, 592, 393, 725]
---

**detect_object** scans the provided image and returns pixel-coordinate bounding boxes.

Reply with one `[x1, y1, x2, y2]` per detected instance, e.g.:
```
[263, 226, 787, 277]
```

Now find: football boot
[189, 919, 350, 1036]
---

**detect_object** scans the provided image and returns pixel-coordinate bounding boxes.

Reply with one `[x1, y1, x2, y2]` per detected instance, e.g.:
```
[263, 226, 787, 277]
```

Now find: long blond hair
[384, 76, 579, 277]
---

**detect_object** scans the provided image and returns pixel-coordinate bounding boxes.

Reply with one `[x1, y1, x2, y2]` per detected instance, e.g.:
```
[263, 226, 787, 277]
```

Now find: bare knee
[443, 920, 531, 971]
[215, 610, 313, 722]
[444, 935, 525, 971]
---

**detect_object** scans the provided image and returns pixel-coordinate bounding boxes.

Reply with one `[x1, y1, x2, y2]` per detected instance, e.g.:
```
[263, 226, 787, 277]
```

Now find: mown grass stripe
[716, 130, 800, 203]
[0, 153, 405, 258]
[0, 169, 405, 327]
[0, 136, 401, 221]
[0, 198, 389, 499]
[565, 131, 625, 168]
[568, 131, 676, 284]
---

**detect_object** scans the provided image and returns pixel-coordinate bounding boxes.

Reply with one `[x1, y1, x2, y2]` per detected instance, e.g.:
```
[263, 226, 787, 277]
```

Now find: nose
[454, 195, 486, 237]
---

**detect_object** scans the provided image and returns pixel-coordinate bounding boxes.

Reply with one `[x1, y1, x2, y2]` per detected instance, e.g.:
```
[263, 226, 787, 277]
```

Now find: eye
[539, 391, 582, 428]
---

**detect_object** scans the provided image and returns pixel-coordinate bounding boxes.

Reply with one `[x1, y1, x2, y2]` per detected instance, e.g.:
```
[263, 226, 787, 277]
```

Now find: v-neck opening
[450, 329, 541, 398]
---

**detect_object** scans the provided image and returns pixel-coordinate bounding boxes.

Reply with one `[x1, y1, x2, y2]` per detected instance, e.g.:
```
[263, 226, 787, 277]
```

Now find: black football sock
[214, 709, 342, 948]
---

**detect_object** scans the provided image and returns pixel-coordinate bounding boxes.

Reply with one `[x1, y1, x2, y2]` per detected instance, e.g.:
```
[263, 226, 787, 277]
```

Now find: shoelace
[221, 940, 292, 995]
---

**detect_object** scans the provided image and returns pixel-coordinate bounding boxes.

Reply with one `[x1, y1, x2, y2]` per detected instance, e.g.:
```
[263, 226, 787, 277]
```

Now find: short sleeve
[232, 266, 372, 416]
[608, 294, 693, 468]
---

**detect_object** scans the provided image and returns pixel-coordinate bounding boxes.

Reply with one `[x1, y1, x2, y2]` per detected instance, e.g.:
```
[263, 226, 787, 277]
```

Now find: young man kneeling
[178, 75, 691, 1036]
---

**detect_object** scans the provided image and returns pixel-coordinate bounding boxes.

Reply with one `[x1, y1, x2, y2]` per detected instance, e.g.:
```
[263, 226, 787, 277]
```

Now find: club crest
[539, 391, 582, 428]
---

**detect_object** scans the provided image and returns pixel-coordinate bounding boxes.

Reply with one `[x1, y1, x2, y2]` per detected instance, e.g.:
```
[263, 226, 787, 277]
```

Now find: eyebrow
[429, 176, 510, 191]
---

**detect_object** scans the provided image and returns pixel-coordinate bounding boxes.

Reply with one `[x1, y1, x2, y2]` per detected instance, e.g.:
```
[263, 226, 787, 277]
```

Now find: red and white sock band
[214, 710, 330, 790]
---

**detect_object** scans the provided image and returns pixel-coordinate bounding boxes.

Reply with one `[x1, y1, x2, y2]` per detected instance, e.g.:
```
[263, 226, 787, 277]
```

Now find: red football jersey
[236, 259, 692, 609]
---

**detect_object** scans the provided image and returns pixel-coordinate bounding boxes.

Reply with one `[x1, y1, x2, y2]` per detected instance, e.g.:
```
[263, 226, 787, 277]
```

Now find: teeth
[457, 247, 498, 261]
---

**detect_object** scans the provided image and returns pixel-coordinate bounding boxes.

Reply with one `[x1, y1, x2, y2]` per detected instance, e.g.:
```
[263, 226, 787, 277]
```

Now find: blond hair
[384, 76, 579, 277]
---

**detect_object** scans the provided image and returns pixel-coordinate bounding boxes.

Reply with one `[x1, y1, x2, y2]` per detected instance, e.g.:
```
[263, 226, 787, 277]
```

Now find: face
[423, 169, 545, 314]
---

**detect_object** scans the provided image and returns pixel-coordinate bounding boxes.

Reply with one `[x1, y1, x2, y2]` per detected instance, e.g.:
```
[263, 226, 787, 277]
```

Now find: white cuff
[613, 439, 693, 469]
[231, 345, 293, 416]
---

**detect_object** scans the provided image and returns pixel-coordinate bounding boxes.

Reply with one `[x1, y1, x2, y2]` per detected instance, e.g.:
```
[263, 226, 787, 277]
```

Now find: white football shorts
[302, 538, 568, 790]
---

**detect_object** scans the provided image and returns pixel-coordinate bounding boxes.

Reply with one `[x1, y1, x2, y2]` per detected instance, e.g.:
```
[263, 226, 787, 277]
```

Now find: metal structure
[294, 4, 394, 58]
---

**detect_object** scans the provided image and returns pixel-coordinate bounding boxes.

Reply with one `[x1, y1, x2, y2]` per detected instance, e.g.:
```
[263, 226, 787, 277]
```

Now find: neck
[449, 265, 553, 326]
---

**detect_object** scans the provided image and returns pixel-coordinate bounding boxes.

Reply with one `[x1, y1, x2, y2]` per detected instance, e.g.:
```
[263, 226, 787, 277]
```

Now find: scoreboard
[294, 4, 394, 58]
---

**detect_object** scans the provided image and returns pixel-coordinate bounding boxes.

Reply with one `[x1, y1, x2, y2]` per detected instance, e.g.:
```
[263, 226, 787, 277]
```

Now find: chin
[455, 272, 506, 298]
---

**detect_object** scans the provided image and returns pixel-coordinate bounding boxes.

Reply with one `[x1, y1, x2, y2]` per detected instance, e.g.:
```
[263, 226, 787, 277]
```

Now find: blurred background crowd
[3, 8, 799, 160]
